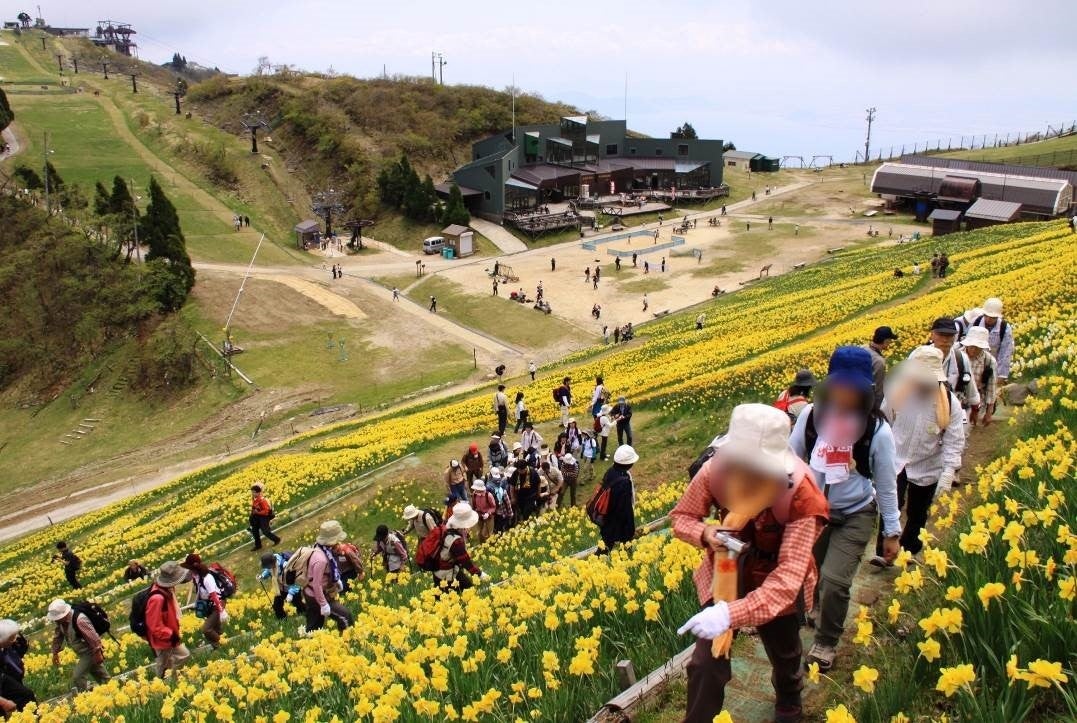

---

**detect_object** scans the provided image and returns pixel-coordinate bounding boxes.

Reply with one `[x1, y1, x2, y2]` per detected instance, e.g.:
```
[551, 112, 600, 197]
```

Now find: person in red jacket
[672, 404, 829, 723]
[249, 483, 281, 551]
[144, 561, 191, 678]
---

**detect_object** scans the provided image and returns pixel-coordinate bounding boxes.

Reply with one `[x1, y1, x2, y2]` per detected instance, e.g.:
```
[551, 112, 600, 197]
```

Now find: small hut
[441, 224, 475, 258]
[927, 208, 962, 236]
[295, 219, 320, 249]
[964, 199, 1022, 230]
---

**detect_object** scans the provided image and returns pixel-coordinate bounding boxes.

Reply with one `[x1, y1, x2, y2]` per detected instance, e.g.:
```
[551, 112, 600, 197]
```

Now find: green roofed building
[450, 116, 725, 218]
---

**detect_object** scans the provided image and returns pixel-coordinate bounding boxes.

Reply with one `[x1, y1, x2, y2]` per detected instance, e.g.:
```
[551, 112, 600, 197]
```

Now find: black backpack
[129, 587, 166, 639]
[71, 601, 112, 640]
[802, 409, 883, 479]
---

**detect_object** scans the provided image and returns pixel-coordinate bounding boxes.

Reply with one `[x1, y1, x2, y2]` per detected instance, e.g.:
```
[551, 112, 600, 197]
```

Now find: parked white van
[422, 236, 446, 254]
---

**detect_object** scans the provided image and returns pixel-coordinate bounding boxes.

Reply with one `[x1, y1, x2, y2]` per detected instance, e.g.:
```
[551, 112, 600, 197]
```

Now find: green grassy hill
[935, 132, 1077, 168]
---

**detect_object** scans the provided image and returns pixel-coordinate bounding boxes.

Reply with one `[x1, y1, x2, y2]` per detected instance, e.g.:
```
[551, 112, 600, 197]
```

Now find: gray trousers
[71, 653, 109, 690]
[812, 504, 876, 647]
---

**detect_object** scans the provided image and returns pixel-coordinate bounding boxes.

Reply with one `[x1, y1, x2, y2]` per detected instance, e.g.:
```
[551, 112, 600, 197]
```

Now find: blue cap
[826, 346, 875, 394]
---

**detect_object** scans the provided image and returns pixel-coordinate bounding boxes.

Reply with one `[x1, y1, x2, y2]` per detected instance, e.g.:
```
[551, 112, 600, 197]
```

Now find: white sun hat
[714, 403, 797, 480]
[962, 326, 991, 350]
[983, 297, 1004, 318]
[613, 445, 639, 465]
[447, 502, 479, 530]
[46, 599, 72, 622]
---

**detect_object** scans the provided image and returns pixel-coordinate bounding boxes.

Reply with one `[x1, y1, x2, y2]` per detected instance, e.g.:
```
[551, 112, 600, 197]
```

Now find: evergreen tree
[141, 176, 194, 311]
[13, 165, 42, 190]
[670, 122, 698, 140]
[0, 88, 13, 133]
[109, 176, 136, 216]
[441, 184, 471, 227]
[45, 162, 64, 191]
[93, 181, 112, 217]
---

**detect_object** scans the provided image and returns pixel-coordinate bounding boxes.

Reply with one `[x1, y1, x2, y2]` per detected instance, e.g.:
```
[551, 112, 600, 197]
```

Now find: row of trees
[375, 153, 468, 227]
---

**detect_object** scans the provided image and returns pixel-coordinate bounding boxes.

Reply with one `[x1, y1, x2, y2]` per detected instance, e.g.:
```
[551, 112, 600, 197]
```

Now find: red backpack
[773, 390, 807, 423]
[207, 563, 237, 598]
[415, 525, 453, 572]
[586, 484, 612, 526]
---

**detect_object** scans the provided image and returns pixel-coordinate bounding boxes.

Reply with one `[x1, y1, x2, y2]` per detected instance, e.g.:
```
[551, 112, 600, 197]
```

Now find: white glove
[319, 603, 331, 616]
[219, 610, 229, 623]
[677, 601, 730, 640]
[937, 469, 955, 494]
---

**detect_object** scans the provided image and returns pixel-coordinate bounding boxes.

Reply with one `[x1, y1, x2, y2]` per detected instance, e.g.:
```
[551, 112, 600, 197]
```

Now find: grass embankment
[937, 132, 1077, 166]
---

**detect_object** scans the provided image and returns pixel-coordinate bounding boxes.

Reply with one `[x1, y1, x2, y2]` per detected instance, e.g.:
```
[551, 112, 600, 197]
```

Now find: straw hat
[315, 520, 348, 546]
[714, 403, 797, 480]
[962, 326, 991, 350]
[402, 505, 421, 520]
[613, 445, 639, 465]
[155, 561, 190, 588]
[446, 502, 479, 530]
[903, 345, 947, 384]
[46, 599, 72, 622]
[983, 297, 1004, 318]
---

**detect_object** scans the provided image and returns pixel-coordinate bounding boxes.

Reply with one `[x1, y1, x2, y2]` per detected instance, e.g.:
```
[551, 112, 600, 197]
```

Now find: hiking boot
[774, 703, 803, 723]
[805, 643, 837, 672]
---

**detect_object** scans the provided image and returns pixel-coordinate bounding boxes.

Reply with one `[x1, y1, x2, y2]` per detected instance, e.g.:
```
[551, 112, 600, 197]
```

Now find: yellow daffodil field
[3, 220, 1076, 721]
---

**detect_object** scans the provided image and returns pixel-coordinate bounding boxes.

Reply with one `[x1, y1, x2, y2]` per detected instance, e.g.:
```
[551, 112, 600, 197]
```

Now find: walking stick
[710, 528, 747, 658]
[257, 577, 274, 605]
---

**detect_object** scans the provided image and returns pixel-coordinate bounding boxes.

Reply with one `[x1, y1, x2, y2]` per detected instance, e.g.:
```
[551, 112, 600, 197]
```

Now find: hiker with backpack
[513, 392, 529, 433]
[590, 376, 610, 418]
[249, 483, 281, 551]
[559, 454, 580, 507]
[591, 445, 639, 553]
[489, 468, 516, 533]
[873, 346, 964, 568]
[403, 505, 443, 541]
[123, 559, 149, 582]
[672, 404, 829, 723]
[445, 459, 469, 503]
[565, 418, 583, 456]
[774, 369, 817, 423]
[418, 502, 489, 591]
[540, 461, 564, 511]
[917, 317, 980, 414]
[0, 619, 35, 714]
[597, 405, 615, 461]
[959, 327, 999, 426]
[580, 432, 598, 482]
[471, 479, 497, 541]
[372, 525, 410, 573]
[970, 297, 1013, 384]
[53, 541, 82, 590]
[137, 561, 192, 677]
[332, 540, 366, 592]
[259, 552, 305, 619]
[554, 377, 573, 427]
[181, 554, 234, 649]
[300, 520, 354, 632]
[520, 421, 543, 454]
[462, 443, 485, 484]
[488, 434, 510, 469]
[789, 346, 901, 673]
[47, 599, 109, 691]
[613, 396, 634, 446]
[510, 459, 542, 521]
[865, 326, 899, 408]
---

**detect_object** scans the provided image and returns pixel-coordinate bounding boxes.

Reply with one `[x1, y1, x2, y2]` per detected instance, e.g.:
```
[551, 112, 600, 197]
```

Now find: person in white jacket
[872, 346, 964, 566]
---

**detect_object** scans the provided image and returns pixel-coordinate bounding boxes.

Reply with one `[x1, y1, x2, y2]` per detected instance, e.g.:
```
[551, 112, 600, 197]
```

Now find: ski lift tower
[311, 189, 346, 237]
[240, 111, 270, 154]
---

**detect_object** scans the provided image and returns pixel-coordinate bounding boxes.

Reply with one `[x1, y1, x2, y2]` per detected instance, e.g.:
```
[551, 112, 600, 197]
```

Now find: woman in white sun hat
[432, 502, 489, 590]
[875, 346, 964, 568]
[968, 297, 1013, 382]
[958, 325, 999, 426]
[671, 403, 828, 723]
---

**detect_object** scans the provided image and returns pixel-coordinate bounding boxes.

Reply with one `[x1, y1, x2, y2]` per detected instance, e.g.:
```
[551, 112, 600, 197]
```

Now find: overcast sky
[33, 0, 1077, 160]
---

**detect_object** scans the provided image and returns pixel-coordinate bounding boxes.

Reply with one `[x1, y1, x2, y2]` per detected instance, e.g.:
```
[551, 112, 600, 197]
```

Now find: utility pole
[240, 111, 269, 154]
[129, 73, 139, 93]
[431, 51, 436, 83]
[863, 107, 877, 165]
[42, 131, 50, 215]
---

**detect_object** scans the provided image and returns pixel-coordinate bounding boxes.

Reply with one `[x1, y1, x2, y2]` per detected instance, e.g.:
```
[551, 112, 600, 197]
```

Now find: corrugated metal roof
[928, 209, 962, 221]
[675, 161, 706, 174]
[441, 224, 471, 236]
[902, 155, 1077, 187]
[964, 199, 1023, 221]
[871, 162, 1071, 215]
[294, 220, 320, 232]
[723, 150, 763, 161]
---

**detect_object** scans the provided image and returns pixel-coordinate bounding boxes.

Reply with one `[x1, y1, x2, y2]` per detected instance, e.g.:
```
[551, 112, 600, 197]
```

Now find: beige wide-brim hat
[613, 445, 639, 465]
[46, 599, 72, 622]
[316, 520, 348, 546]
[983, 297, 1004, 318]
[962, 326, 991, 350]
[471, 479, 487, 491]
[903, 345, 948, 384]
[715, 403, 797, 480]
[155, 561, 190, 588]
[402, 505, 421, 521]
[447, 502, 479, 530]
[963, 307, 985, 324]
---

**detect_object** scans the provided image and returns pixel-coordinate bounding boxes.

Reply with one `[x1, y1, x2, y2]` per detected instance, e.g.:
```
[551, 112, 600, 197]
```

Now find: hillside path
[468, 216, 529, 253]
[0, 127, 20, 162]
